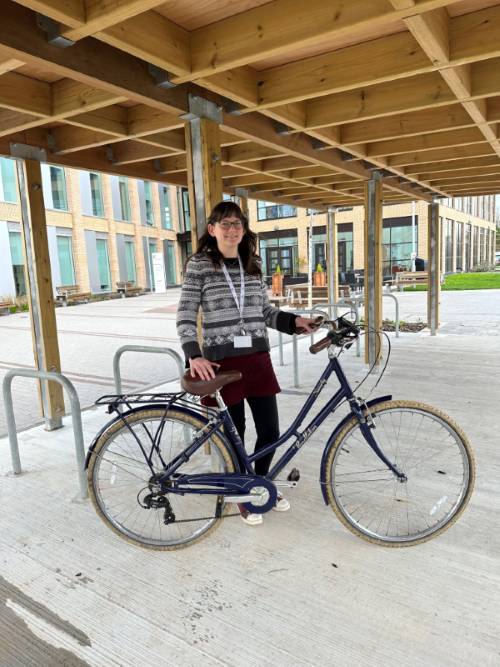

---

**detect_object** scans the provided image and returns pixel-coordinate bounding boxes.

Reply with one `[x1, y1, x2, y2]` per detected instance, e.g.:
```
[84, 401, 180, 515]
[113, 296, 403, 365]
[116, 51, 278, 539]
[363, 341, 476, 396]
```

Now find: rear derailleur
[138, 479, 176, 525]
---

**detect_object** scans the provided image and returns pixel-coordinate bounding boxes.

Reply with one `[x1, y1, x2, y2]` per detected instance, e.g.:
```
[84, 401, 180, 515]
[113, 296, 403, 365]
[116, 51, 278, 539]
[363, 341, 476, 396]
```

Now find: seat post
[214, 390, 227, 410]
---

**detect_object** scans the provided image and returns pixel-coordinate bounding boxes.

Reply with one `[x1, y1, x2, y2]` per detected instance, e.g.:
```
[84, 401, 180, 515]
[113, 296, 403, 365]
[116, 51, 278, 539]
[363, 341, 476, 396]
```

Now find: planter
[313, 271, 326, 287]
[271, 273, 284, 296]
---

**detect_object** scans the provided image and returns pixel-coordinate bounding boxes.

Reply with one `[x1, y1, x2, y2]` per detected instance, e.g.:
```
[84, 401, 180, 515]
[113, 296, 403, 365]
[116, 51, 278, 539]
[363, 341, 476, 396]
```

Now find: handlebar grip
[309, 335, 332, 354]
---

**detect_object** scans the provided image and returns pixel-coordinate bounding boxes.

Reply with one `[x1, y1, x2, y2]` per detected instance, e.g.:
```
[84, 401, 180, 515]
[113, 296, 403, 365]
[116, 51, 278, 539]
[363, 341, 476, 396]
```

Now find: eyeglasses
[217, 220, 243, 231]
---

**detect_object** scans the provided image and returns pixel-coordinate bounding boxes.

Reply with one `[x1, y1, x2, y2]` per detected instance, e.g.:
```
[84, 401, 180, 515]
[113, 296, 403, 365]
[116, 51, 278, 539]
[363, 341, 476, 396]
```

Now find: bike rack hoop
[112, 345, 185, 395]
[2, 368, 88, 499]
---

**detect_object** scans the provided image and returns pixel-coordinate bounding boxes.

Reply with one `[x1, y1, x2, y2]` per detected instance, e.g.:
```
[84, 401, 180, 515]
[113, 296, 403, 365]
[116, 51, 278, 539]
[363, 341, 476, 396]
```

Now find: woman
[176, 201, 316, 525]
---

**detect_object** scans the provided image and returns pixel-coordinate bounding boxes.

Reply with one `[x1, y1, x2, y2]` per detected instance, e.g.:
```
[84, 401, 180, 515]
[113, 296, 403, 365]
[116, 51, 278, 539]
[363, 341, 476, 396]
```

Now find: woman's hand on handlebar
[295, 316, 322, 334]
[189, 357, 220, 381]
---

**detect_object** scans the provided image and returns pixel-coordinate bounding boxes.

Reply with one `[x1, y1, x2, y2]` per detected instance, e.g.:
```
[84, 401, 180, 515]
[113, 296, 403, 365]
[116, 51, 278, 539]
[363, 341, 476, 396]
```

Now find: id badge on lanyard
[222, 257, 252, 349]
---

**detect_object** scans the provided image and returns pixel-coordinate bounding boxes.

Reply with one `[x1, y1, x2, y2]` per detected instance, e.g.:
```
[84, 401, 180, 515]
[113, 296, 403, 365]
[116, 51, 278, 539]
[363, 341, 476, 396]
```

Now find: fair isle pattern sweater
[176, 253, 297, 362]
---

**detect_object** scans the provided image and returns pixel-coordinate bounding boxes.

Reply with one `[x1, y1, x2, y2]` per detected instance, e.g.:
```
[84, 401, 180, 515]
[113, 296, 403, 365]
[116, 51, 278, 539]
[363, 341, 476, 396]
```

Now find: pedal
[287, 468, 300, 482]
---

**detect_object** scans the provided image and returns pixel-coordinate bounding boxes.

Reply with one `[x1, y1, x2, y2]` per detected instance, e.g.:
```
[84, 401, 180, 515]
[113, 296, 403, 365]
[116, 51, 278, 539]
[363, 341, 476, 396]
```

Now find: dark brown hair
[195, 200, 261, 275]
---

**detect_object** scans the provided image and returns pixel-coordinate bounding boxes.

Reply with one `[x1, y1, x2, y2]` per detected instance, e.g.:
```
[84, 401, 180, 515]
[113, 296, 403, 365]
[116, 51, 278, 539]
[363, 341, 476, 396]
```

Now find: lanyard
[221, 256, 245, 330]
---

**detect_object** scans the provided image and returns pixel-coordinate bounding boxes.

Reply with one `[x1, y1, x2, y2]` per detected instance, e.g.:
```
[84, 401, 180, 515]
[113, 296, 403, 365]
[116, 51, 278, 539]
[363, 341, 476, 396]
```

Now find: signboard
[151, 252, 167, 293]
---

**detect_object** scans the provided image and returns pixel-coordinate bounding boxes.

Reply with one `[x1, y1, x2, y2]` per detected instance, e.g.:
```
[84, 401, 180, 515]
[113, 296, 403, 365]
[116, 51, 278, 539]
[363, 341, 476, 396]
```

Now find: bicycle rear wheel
[88, 407, 236, 550]
[324, 400, 475, 547]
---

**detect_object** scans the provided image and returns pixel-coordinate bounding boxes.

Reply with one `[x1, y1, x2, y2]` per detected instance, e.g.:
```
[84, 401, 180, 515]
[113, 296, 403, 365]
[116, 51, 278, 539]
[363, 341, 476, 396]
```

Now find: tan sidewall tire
[87, 407, 236, 551]
[324, 400, 476, 548]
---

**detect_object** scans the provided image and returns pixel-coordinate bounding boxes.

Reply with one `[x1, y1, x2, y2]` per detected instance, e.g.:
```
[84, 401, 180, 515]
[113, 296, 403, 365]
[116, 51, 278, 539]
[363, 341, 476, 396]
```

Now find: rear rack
[94, 392, 220, 418]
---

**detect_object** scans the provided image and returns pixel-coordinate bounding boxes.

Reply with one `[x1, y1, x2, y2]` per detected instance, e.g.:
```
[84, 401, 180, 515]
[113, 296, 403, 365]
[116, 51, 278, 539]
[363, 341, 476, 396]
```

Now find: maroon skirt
[201, 351, 281, 407]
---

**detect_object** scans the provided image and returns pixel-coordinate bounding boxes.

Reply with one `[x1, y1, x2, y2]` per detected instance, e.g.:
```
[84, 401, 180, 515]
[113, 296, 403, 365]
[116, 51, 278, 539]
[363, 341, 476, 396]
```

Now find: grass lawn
[404, 272, 500, 291]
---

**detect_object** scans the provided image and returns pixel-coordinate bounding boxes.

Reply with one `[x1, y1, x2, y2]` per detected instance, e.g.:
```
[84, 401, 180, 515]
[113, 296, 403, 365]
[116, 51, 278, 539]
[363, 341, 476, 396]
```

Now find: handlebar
[309, 315, 360, 354]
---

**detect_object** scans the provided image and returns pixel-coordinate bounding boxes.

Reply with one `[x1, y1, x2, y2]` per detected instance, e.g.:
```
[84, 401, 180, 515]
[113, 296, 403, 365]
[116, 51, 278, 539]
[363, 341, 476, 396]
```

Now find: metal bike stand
[277, 332, 284, 366]
[113, 345, 185, 394]
[2, 368, 88, 500]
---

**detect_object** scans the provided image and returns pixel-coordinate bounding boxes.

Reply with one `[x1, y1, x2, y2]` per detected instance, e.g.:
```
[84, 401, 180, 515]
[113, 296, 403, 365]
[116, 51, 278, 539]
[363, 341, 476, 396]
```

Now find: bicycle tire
[88, 407, 236, 550]
[324, 400, 475, 547]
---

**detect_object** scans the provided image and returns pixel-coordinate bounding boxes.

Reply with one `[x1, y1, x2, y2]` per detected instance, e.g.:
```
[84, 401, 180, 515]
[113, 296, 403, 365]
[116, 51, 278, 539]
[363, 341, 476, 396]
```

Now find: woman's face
[208, 215, 245, 253]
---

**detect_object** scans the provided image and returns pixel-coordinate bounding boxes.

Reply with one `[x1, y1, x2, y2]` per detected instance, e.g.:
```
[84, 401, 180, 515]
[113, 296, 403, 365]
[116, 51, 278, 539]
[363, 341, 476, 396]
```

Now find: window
[96, 238, 111, 290]
[338, 223, 354, 274]
[143, 181, 154, 225]
[180, 188, 191, 232]
[473, 226, 480, 266]
[159, 185, 172, 229]
[259, 233, 298, 277]
[382, 218, 415, 275]
[148, 240, 158, 290]
[165, 241, 177, 285]
[456, 222, 463, 272]
[118, 178, 131, 221]
[0, 157, 17, 202]
[464, 223, 471, 271]
[49, 166, 68, 210]
[57, 235, 75, 285]
[257, 201, 296, 221]
[124, 241, 136, 283]
[445, 219, 453, 273]
[8, 231, 26, 296]
[89, 173, 104, 217]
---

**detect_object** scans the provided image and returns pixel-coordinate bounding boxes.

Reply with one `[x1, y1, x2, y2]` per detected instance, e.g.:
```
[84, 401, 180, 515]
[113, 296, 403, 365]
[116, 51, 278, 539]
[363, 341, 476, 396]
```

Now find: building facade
[0, 155, 497, 302]
[0, 158, 184, 300]
[247, 197, 497, 283]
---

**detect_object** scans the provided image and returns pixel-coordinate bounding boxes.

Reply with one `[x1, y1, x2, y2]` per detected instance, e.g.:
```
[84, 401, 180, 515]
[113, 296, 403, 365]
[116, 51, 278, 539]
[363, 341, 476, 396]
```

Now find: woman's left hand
[295, 316, 319, 333]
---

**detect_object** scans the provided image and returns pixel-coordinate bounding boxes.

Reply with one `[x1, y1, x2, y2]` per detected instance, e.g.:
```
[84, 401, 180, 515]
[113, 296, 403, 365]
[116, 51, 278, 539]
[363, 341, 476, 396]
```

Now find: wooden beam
[389, 143, 495, 167]
[126, 105, 183, 136]
[255, 31, 432, 109]
[0, 71, 51, 117]
[224, 143, 281, 163]
[111, 140, 173, 165]
[156, 154, 187, 174]
[364, 172, 383, 364]
[17, 158, 65, 425]
[13, 0, 85, 26]
[64, 1, 168, 41]
[421, 165, 500, 181]
[95, 9, 191, 77]
[51, 79, 127, 117]
[405, 155, 500, 175]
[404, 7, 449, 66]
[304, 72, 455, 129]
[341, 103, 474, 145]
[185, 118, 223, 241]
[366, 127, 486, 157]
[181, 0, 461, 81]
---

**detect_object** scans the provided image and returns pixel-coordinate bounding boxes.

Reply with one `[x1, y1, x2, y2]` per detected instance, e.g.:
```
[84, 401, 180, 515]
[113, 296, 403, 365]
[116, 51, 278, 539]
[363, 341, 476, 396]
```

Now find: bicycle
[86, 315, 475, 550]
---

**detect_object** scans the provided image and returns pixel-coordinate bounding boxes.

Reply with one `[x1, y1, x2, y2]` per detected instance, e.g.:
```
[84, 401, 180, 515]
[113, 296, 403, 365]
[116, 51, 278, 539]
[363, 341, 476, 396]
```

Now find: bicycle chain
[167, 511, 242, 524]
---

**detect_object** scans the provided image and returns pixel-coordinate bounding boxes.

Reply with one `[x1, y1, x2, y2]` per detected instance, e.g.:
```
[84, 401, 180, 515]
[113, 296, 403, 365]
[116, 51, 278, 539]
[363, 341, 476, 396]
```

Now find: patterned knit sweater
[176, 253, 297, 362]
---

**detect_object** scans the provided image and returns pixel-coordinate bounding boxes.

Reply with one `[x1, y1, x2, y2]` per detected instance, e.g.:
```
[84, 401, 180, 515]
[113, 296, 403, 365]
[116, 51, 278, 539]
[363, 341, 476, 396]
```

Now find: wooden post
[364, 172, 383, 365]
[427, 201, 441, 336]
[234, 187, 250, 220]
[184, 98, 223, 247]
[326, 207, 339, 310]
[16, 158, 64, 429]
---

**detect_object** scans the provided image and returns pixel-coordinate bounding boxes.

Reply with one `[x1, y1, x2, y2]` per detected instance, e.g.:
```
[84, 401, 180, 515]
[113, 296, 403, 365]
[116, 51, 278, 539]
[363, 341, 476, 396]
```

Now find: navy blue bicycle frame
[159, 354, 402, 487]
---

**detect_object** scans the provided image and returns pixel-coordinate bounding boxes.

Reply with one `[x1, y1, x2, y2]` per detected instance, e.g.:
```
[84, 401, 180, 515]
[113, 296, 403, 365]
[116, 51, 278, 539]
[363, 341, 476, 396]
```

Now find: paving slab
[0, 300, 499, 666]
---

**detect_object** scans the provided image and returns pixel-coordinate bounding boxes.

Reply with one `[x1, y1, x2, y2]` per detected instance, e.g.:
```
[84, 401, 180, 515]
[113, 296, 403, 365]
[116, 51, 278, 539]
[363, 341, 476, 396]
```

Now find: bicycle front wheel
[88, 407, 236, 550]
[324, 400, 475, 547]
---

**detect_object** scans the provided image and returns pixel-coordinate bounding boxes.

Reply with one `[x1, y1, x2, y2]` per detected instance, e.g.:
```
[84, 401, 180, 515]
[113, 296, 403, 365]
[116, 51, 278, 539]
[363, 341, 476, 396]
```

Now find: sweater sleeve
[176, 257, 203, 361]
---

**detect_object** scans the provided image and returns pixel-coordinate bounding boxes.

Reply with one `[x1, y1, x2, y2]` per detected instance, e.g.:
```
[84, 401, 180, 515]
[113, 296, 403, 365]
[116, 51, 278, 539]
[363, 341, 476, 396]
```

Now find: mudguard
[319, 394, 392, 505]
[84, 403, 239, 471]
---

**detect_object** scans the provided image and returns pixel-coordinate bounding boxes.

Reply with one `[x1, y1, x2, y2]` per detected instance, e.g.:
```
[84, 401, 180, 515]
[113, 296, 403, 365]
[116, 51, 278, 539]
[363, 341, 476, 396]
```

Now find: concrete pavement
[0, 290, 499, 666]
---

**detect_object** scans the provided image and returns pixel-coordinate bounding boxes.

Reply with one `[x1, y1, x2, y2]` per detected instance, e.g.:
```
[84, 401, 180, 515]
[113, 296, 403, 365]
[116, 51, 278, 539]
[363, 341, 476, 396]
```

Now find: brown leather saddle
[181, 370, 242, 396]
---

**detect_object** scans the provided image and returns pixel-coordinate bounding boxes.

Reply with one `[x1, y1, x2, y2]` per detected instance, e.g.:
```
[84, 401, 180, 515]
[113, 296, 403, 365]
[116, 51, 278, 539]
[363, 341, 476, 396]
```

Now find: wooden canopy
[1, 0, 500, 210]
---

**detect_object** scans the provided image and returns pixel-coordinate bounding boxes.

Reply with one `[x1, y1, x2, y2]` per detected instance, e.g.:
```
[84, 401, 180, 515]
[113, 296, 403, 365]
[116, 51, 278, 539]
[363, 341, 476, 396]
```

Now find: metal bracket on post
[148, 64, 177, 89]
[221, 97, 244, 116]
[36, 14, 75, 48]
[273, 121, 293, 136]
[311, 138, 329, 151]
[106, 145, 116, 164]
[9, 143, 47, 162]
[180, 95, 223, 123]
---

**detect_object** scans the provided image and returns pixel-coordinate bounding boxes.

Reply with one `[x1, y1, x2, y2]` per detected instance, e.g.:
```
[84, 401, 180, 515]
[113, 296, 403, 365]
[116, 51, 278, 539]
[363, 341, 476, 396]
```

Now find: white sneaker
[273, 494, 291, 512]
[238, 504, 263, 526]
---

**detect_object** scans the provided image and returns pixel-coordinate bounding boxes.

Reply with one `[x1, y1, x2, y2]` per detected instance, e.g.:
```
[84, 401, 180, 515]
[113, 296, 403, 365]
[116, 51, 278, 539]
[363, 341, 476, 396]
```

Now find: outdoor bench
[55, 285, 91, 306]
[116, 281, 143, 297]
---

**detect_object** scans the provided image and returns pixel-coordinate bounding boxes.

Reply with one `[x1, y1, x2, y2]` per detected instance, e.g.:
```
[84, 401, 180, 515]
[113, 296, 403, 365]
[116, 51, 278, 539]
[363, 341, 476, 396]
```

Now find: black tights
[227, 395, 280, 476]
